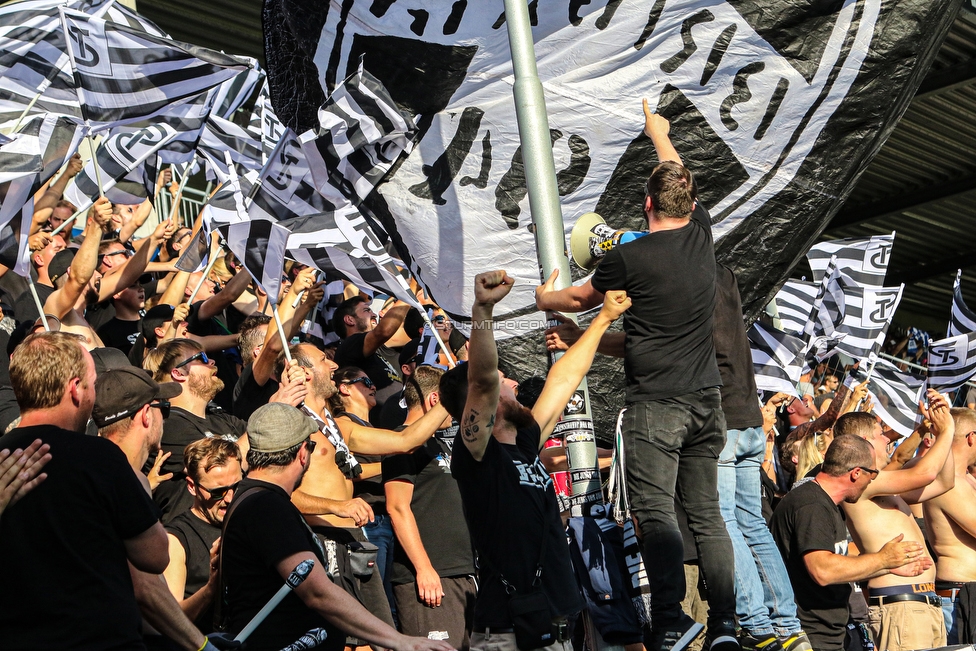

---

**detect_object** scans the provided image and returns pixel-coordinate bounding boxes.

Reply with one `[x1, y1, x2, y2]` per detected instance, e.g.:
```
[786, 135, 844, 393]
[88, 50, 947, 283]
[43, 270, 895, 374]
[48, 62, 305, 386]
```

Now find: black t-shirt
[222, 479, 343, 651]
[97, 317, 142, 355]
[382, 428, 475, 584]
[0, 425, 160, 650]
[376, 390, 407, 430]
[166, 510, 221, 628]
[590, 204, 722, 401]
[451, 422, 584, 627]
[232, 363, 279, 421]
[770, 479, 851, 650]
[13, 282, 53, 325]
[713, 266, 763, 430]
[159, 405, 245, 477]
[334, 332, 402, 422]
[343, 414, 386, 516]
[85, 300, 116, 331]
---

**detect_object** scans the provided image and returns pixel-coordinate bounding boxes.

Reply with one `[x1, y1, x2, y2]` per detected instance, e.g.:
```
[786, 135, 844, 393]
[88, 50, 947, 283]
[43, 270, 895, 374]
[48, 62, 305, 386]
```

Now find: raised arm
[643, 99, 681, 165]
[461, 270, 513, 461]
[792, 381, 854, 441]
[43, 198, 112, 318]
[98, 220, 174, 300]
[532, 291, 630, 442]
[364, 303, 410, 357]
[870, 389, 954, 503]
[340, 404, 449, 455]
[535, 268, 605, 313]
[197, 267, 251, 321]
[545, 312, 626, 358]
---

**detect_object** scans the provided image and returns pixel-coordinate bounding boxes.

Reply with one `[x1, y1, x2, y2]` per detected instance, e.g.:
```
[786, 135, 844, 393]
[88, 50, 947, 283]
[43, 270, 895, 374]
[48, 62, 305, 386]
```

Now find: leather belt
[937, 588, 960, 600]
[473, 627, 515, 635]
[474, 620, 571, 641]
[869, 593, 941, 608]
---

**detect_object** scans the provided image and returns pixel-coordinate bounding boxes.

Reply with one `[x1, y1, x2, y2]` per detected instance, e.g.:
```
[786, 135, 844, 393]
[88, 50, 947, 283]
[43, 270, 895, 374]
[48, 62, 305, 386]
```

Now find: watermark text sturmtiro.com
[470, 318, 554, 330]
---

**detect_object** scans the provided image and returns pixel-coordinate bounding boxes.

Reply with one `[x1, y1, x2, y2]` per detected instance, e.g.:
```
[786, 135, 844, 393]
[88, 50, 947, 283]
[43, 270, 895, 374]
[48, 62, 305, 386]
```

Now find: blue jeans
[718, 426, 801, 637]
[623, 389, 736, 629]
[942, 595, 958, 644]
[363, 514, 396, 614]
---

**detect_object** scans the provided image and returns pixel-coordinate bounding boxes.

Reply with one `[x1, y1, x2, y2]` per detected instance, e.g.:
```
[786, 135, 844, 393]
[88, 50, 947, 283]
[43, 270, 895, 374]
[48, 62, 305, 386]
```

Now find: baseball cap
[398, 339, 421, 367]
[90, 347, 131, 376]
[247, 403, 317, 453]
[93, 366, 182, 427]
[48, 249, 76, 284]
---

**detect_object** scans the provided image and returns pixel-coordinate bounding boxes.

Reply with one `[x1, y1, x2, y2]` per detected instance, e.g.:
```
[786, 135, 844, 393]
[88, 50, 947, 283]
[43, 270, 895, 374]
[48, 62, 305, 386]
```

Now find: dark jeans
[622, 388, 735, 629]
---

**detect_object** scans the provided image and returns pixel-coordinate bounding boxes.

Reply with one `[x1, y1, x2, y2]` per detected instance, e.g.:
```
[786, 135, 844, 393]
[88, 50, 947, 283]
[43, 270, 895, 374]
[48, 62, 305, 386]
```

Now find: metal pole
[28, 281, 49, 331]
[503, 0, 601, 513]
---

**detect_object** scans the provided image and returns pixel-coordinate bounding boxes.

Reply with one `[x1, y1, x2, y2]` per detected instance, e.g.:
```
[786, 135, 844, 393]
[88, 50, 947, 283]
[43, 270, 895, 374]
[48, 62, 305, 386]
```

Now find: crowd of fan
[2, 109, 976, 651]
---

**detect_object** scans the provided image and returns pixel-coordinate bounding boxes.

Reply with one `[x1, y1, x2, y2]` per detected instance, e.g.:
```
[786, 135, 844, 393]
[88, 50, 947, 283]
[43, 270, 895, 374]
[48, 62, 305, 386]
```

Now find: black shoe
[739, 632, 784, 651]
[652, 614, 705, 651]
[705, 622, 741, 651]
[777, 632, 813, 651]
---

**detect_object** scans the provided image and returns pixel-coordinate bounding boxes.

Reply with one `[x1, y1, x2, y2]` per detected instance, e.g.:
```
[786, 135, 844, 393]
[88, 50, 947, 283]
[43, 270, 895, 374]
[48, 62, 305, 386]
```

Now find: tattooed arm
[461, 271, 514, 461]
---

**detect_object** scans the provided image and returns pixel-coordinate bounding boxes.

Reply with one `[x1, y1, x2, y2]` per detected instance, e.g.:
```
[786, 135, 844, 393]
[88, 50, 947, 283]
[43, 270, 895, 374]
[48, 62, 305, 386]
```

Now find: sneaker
[705, 622, 742, 651]
[652, 613, 705, 651]
[739, 632, 784, 651]
[778, 632, 813, 651]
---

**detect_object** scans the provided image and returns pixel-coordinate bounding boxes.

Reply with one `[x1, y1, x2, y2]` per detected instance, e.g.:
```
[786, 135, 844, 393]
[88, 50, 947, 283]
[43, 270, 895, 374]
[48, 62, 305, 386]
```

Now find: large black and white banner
[265, 0, 958, 329]
[853, 358, 925, 437]
[928, 332, 976, 394]
[948, 270, 976, 338]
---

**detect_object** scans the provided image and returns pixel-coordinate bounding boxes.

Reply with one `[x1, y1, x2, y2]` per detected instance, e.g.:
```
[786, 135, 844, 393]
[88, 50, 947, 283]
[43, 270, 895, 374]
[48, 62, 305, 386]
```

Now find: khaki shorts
[868, 600, 946, 651]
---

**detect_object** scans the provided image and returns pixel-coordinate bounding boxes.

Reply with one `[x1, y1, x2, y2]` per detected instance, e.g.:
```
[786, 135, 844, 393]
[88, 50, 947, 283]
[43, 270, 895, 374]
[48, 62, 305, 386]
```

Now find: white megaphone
[569, 212, 648, 270]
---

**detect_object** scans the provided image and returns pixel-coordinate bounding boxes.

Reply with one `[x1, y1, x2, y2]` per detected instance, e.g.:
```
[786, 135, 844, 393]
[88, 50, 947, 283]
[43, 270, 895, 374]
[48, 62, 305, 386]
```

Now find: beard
[312, 372, 336, 400]
[501, 396, 536, 430]
[188, 372, 224, 401]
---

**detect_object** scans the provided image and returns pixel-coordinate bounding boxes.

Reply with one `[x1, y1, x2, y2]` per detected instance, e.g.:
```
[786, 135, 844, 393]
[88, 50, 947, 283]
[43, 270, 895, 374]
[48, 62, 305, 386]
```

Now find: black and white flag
[197, 114, 263, 181]
[948, 270, 976, 338]
[773, 280, 819, 335]
[211, 56, 264, 119]
[63, 123, 179, 210]
[299, 64, 417, 207]
[853, 358, 925, 437]
[748, 321, 806, 396]
[58, 7, 248, 129]
[265, 0, 957, 329]
[928, 332, 976, 394]
[246, 80, 283, 163]
[0, 113, 83, 274]
[806, 233, 895, 288]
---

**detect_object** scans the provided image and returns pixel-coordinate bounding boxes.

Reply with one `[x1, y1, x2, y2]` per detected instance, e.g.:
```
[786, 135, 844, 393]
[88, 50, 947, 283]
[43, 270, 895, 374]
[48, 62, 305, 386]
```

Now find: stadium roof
[137, 0, 976, 336]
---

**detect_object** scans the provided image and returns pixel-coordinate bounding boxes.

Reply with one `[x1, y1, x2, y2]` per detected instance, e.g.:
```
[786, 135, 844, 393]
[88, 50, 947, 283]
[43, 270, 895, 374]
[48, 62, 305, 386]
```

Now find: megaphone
[569, 212, 648, 270]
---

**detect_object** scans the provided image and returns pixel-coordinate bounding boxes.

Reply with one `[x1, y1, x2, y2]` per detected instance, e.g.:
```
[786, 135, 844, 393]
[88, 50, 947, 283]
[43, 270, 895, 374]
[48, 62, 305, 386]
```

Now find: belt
[869, 593, 941, 608]
[937, 588, 961, 600]
[474, 620, 571, 641]
[936, 582, 966, 600]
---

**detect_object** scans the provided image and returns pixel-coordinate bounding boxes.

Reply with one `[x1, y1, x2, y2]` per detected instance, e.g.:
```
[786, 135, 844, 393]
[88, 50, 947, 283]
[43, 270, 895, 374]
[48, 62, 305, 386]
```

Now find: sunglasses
[174, 351, 210, 369]
[343, 375, 376, 389]
[150, 400, 171, 419]
[305, 438, 316, 454]
[853, 466, 880, 477]
[197, 480, 239, 502]
[97, 249, 132, 266]
[432, 315, 446, 323]
[344, 376, 375, 389]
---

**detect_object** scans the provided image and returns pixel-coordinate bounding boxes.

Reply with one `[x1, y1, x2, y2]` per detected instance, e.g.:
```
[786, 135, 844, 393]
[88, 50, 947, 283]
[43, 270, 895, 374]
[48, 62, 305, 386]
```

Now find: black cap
[48, 249, 75, 284]
[93, 367, 181, 427]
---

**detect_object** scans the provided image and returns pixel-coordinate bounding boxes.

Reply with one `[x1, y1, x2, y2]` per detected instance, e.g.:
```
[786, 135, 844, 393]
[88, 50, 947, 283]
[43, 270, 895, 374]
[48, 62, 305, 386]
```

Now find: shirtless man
[270, 343, 451, 639]
[836, 390, 955, 651]
[923, 407, 976, 644]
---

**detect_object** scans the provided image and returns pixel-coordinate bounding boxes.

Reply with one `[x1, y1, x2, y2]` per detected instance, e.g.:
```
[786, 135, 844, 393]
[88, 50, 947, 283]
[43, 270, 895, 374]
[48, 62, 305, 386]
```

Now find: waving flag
[853, 358, 925, 437]
[0, 114, 83, 274]
[63, 123, 179, 210]
[211, 57, 264, 119]
[748, 321, 806, 395]
[928, 333, 976, 393]
[773, 280, 819, 335]
[198, 114, 263, 180]
[58, 7, 248, 129]
[300, 64, 417, 206]
[246, 80, 283, 163]
[948, 270, 976, 338]
[806, 233, 895, 288]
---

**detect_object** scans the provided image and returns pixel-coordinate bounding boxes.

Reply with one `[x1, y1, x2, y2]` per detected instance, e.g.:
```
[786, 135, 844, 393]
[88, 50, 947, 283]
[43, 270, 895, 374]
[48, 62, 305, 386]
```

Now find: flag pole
[271, 302, 294, 363]
[503, 0, 601, 512]
[420, 309, 456, 368]
[28, 281, 49, 331]
[87, 133, 105, 199]
[50, 204, 86, 236]
[10, 89, 44, 133]
[168, 154, 197, 226]
[187, 248, 220, 305]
